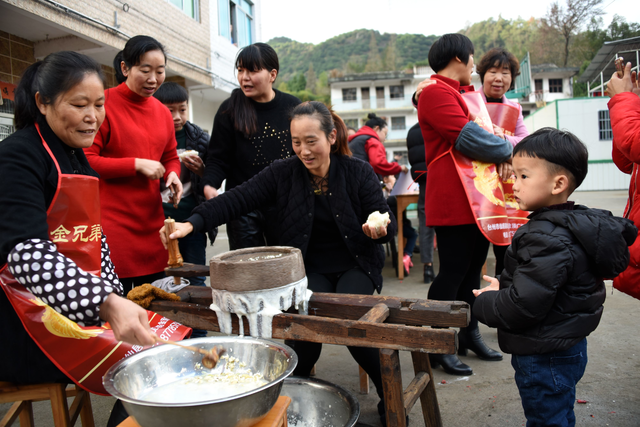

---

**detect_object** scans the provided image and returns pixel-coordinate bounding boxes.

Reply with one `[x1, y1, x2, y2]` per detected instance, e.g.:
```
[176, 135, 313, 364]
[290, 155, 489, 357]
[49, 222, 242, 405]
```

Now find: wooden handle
[164, 218, 184, 268]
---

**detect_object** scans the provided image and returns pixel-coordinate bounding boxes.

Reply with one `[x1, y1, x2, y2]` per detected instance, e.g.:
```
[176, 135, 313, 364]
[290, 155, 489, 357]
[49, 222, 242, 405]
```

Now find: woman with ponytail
[201, 42, 300, 249]
[84, 35, 183, 294]
[162, 101, 396, 419]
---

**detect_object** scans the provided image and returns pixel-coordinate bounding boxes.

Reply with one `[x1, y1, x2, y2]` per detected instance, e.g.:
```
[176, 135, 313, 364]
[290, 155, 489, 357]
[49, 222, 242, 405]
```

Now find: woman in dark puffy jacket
[162, 101, 396, 421]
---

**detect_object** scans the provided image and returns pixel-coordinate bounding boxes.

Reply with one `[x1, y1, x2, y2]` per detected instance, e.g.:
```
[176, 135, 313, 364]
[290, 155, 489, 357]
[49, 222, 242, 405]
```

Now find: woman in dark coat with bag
[162, 101, 396, 420]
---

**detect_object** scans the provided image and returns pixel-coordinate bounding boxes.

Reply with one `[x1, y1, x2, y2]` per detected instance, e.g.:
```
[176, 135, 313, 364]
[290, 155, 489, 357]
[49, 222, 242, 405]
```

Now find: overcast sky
[261, 0, 640, 45]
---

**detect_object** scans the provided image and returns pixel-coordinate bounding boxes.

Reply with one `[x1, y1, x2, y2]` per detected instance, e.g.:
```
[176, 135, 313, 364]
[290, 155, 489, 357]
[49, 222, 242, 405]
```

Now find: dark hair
[226, 43, 280, 137]
[476, 48, 520, 90]
[513, 128, 588, 192]
[114, 35, 166, 84]
[428, 34, 475, 73]
[14, 51, 105, 130]
[364, 113, 387, 130]
[290, 101, 351, 156]
[153, 81, 188, 104]
[347, 126, 356, 133]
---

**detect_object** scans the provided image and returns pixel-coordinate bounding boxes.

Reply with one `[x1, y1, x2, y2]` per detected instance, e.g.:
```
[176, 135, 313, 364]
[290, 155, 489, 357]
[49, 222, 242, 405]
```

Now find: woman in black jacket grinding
[162, 101, 397, 410]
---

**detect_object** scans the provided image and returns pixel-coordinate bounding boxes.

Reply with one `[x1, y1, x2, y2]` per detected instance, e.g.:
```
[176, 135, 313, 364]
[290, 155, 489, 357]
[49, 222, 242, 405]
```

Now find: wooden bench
[150, 282, 469, 427]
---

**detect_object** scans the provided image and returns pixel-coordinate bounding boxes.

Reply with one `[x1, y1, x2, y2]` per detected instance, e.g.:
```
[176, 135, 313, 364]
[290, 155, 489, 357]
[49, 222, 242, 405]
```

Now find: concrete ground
[3, 190, 639, 426]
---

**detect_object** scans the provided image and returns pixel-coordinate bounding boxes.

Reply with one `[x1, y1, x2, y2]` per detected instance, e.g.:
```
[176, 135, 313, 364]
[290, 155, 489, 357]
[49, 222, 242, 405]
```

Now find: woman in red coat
[606, 61, 640, 300]
[418, 34, 512, 375]
[85, 36, 182, 294]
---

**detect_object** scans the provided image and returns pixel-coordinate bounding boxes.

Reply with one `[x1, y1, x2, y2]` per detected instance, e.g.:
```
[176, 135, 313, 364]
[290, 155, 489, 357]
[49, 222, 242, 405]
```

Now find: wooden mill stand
[153, 265, 469, 427]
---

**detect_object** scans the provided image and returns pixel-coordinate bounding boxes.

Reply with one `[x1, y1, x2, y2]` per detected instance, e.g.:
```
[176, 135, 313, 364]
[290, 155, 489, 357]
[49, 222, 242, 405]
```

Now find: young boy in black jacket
[473, 128, 636, 427]
[154, 83, 216, 338]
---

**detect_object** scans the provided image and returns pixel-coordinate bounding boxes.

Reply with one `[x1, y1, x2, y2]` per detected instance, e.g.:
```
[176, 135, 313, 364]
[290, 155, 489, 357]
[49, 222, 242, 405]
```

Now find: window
[549, 79, 563, 93]
[218, 0, 253, 47]
[534, 79, 543, 92]
[598, 110, 612, 140]
[361, 87, 370, 108]
[389, 85, 404, 100]
[376, 87, 385, 99]
[168, 0, 197, 19]
[342, 88, 357, 102]
[391, 116, 406, 131]
[343, 118, 358, 129]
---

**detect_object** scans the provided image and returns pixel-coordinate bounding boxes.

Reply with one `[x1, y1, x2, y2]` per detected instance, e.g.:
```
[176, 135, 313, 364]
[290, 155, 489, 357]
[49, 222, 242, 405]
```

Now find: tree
[315, 71, 330, 97]
[305, 63, 316, 92]
[383, 34, 398, 71]
[364, 32, 383, 72]
[288, 72, 307, 92]
[544, 0, 604, 66]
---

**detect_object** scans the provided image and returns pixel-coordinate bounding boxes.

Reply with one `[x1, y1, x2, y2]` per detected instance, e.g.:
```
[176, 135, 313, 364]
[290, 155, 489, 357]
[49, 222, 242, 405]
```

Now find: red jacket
[417, 75, 475, 226]
[85, 83, 181, 278]
[609, 92, 640, 299]
[348, 126, 402, 176]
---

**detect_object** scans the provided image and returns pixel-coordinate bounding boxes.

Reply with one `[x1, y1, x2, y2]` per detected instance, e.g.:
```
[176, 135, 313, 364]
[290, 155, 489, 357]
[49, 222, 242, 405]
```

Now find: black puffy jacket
[406, 123, 427, 184]
[183, 121, 209, 205]
[189, 154, 397, 291]
[474, 205, 636, 355]
[182, 121, 218, 244]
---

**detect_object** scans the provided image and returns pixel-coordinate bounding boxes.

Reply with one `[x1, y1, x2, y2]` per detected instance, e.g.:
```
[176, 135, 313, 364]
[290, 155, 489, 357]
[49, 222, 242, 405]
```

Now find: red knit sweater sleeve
[86, 114, 137, 179]
[365, 138, 401, 175]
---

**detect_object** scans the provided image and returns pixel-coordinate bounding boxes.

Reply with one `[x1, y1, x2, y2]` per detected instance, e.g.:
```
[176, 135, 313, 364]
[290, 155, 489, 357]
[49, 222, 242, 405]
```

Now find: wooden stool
[116, 395, 292, 427]
[0, 382, 94, 427]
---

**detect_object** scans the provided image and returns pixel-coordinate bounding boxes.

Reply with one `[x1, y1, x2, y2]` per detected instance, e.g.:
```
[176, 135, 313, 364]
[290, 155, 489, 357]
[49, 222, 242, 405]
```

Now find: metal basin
[281, 377, 360, 427]
[103, 336, 297, 427]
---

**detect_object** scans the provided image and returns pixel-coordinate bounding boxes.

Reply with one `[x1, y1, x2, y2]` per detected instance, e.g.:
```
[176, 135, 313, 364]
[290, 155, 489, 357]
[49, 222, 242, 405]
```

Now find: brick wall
[0, 30, 36, 85]
[4, 0, 213, 86]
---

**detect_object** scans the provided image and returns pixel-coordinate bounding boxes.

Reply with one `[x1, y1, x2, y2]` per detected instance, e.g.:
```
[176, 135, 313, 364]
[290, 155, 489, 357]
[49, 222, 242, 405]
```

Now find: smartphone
[615, 57, 625, 78]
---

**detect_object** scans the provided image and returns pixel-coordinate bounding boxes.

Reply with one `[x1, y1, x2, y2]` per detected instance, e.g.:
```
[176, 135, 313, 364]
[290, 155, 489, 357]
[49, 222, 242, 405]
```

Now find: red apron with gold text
[435, 86, 528, 245]
[0, 124, 191, 395]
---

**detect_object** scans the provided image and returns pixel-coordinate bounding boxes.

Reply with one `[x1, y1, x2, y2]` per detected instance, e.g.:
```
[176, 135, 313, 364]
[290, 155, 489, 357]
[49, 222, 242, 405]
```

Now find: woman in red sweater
[418, 34, 512, 375]
[85, 36, 182, 294]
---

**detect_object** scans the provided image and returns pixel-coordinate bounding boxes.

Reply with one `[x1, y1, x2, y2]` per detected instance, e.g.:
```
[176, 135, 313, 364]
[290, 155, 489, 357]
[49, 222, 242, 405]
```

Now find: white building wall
[189, 91, 223, 134]
[523, 98, 629, 191]
[523, 102, 557, 130]
[557, 98, 610, 160]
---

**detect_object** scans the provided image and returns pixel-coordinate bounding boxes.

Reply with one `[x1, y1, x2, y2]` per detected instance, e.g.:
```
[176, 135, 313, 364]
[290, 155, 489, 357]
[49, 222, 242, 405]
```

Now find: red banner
[485, 103, 519, 137]
[461, 91, 494, 133]
[450, 93, 528, 246]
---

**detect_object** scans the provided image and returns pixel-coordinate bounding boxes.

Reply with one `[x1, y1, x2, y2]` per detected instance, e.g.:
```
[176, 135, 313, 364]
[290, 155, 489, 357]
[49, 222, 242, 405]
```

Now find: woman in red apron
[416, 34, 513, 376]
[0, 51, 179, 426]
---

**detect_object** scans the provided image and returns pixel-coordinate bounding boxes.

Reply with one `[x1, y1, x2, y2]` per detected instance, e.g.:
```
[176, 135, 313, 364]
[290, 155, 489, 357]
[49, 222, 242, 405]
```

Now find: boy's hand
[473, 275, 500, 297]
[183, 154, 205, 177]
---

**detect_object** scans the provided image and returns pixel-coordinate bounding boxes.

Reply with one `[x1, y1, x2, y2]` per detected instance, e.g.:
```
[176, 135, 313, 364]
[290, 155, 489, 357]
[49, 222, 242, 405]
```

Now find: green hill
[268, 29, 437, 83]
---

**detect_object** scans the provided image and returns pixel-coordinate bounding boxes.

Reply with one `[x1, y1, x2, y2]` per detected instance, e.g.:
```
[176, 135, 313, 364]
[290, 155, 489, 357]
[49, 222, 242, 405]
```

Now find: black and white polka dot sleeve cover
[7, 233, 123, 327]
